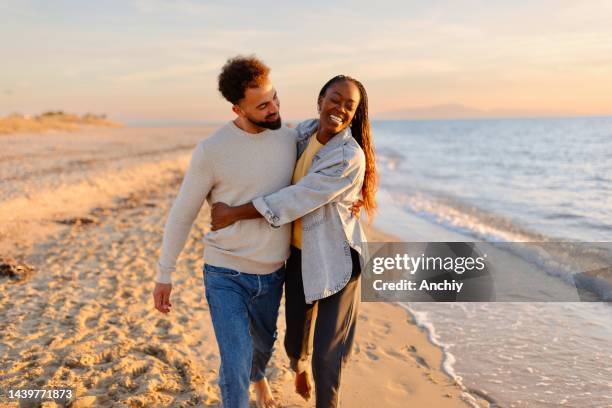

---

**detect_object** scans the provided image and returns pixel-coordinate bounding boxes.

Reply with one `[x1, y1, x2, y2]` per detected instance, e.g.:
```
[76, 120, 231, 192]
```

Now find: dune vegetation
[0, 111, 122, 134]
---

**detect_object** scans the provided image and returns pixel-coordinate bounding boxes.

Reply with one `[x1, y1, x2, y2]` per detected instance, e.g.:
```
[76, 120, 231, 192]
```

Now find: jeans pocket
[204, 264, 241, 277]
[273, 267, 286, 281]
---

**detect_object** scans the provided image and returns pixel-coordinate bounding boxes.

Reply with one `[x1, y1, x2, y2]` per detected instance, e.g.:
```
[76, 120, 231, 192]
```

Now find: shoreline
[0, 126, 483, 407]
[364, 226, 492, 408]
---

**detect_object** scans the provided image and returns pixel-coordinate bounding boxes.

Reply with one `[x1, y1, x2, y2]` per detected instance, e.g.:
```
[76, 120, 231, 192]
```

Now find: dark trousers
[284, 246, 361, 408]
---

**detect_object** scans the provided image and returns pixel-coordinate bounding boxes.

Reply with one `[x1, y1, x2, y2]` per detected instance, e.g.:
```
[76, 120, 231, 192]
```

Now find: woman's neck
[316, 127, 335, 144]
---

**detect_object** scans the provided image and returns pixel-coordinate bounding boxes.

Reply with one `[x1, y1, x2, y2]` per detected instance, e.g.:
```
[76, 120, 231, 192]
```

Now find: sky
[1, 0, 612, 121]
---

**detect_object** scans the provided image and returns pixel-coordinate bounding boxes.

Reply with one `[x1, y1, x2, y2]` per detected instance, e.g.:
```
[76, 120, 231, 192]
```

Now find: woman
[211, 74, 377, 408]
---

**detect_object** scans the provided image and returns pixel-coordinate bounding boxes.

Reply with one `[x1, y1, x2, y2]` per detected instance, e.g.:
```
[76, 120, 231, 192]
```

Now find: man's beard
[246, 113, 282, 130]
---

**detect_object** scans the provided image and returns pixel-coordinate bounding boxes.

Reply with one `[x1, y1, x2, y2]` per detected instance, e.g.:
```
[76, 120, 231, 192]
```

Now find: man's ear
[232, 104, 243, 117]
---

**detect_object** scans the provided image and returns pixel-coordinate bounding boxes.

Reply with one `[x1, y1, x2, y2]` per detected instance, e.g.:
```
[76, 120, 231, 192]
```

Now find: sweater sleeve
[156, 142, 214, 284]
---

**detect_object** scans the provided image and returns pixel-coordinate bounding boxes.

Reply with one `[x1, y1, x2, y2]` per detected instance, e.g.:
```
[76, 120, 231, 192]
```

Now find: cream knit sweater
[156, 121, 296, 284]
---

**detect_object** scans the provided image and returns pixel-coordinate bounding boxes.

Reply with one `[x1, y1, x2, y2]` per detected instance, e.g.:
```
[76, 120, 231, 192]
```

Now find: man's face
[235, 78, 281, 130]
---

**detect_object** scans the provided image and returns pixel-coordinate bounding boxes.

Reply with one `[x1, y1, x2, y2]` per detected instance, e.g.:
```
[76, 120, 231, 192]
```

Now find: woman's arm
[209, 144, 365, 231]
[210, 199, 363, 231]
[254, 144, 365, 227]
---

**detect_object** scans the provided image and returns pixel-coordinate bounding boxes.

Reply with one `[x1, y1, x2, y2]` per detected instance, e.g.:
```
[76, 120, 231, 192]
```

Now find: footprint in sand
[85, 316, 99, 329]
[402, 344, 430, 369]
[387, 379, 415, 396]
[364, 342, 379, 361]
[55, 216, 97, 226]
[142, 344, 169, 364]
[120, 289, 133, 299]
[155, 318, 173, 336]
[130, 361, 150, 379]
[384, 348, 410, 362]
[370, 318, 392, 336]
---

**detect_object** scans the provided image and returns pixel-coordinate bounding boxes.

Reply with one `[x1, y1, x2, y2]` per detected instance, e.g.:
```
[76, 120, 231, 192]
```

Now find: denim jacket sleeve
[253, 144, 365, 228]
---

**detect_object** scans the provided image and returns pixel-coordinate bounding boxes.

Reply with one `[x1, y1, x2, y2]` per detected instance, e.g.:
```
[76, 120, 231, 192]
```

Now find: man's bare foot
[295, 371, 313, 401]
[254, 377, 277, 408]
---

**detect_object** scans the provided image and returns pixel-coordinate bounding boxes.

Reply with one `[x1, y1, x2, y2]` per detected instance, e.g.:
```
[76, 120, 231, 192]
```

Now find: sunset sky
[2, 0, 612, 121]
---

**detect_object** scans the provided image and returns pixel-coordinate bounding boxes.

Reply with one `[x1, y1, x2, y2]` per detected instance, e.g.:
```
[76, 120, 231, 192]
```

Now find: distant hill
[0, 111, 122, 135]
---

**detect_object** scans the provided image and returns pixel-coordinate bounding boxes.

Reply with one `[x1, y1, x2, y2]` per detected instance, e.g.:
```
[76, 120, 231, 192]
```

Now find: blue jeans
[203, 263, 285, 408]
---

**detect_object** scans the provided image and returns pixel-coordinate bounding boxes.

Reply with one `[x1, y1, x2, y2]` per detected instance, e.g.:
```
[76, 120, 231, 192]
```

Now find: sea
[371, 117, 612, 407]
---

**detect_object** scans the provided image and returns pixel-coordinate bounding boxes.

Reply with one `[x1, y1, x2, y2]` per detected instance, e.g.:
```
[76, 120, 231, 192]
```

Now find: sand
[0, 126, 484, 407]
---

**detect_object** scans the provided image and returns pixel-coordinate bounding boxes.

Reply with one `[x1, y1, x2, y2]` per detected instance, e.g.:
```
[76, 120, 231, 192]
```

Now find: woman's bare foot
[254, 377, 277, 408]
[295, 371, 313, 401]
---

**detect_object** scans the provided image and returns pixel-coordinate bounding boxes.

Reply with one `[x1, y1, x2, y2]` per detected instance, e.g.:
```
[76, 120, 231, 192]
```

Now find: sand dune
[0, 112, 122, 135]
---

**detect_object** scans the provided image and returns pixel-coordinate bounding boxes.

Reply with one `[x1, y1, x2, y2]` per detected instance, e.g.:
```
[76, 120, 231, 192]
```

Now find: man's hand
[211, 202, 239, 231]
[153, 282, 172, 314]
[350, 199, 364, 219]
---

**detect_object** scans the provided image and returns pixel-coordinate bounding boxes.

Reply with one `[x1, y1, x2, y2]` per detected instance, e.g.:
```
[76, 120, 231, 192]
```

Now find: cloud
[132, 0, 225, 15]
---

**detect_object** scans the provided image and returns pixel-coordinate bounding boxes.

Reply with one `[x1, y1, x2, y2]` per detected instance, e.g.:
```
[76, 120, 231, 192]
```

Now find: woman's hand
[350, 199, 364, 219]
[211, 202, 239, 231]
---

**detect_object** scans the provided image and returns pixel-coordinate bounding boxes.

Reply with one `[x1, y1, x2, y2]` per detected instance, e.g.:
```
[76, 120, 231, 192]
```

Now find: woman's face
[318, 80, 361, 135]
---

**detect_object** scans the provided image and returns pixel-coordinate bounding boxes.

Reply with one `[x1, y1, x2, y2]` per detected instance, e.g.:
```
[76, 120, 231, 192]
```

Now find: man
[153, 56, 295, 408]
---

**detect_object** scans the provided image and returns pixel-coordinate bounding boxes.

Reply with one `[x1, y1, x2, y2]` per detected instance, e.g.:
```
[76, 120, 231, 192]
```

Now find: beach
[4, 1, 612, 406]
[0, 126, 483, 407]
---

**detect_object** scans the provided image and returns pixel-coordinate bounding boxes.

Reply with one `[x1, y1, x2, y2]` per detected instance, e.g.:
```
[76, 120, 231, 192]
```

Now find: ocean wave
[543, 213, 586, 220]
[387, 188, 548, 243]
[383, 188, 612, 301]
[398, 303, 500, 407]
[376, 146, 406, 171]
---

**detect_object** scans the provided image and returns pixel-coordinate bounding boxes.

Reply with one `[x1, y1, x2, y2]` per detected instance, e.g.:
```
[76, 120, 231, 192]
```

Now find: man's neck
[233, 117, 267, 134]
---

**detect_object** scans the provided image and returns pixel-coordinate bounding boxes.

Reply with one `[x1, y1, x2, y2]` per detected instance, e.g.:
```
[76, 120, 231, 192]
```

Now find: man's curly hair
[218, 56, 270, 105]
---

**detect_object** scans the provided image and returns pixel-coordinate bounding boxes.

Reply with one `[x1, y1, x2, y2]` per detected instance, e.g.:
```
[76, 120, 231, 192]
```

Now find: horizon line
[121, 113, 612, 126]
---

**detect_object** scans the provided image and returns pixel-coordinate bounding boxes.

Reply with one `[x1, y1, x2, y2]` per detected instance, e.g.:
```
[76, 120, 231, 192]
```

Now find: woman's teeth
[330, 114, 343, 124]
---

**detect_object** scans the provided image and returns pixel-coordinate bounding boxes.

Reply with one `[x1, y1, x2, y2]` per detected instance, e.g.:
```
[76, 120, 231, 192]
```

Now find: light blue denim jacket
[253, 119, 368, 303]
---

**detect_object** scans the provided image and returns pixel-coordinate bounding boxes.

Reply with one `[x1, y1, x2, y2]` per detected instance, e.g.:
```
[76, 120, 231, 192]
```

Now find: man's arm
[156, 142, 214, 284]
[210, 201, 261, 230]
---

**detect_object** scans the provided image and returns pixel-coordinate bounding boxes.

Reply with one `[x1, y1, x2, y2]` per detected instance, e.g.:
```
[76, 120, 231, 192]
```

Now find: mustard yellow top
[291, 132, 324, 249]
